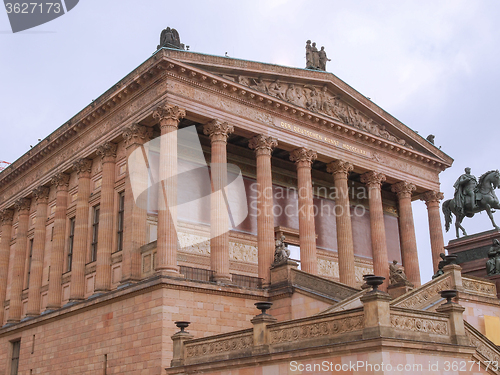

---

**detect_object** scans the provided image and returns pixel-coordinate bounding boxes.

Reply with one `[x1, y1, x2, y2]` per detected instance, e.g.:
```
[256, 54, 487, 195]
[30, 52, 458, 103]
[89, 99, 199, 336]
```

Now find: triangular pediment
[160, 48, 452, 166]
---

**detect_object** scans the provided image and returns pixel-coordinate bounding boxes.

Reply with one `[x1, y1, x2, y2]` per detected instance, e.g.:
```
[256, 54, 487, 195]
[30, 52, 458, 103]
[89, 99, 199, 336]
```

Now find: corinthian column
[204, 120, 234, 282]
[121, 124, 153, 285]
[69, 159, 92, 301]
[290, 148, 318, 275]
[361, 171, 389, 290]
[391, 181, 420, 287]
[0, 209, 14, 325]
[26, 186, 49, 317]
[46, 173, 69, 311]
[249, 135, 278, 285]
[327, 160, 356, 287]
[8, 198, 31, 323]
[421, 191, 445, 273]
[153, 103, 186, 275]
[94, 142, 117, 293]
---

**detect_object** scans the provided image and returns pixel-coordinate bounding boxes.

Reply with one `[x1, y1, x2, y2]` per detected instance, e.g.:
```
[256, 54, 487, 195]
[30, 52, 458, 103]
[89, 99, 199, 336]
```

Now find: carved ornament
[122, 123, 153, 146]
[360, 171, 386, 188]
[289, 148, 317, 166]
[248, 135, 278, 156]
[73, 158, 93, 176]
[153, 103, 186, 127]
[51, 173, 70, 189]
[32, 186, 50, 204]
[391, 181, 416, 199]
[420, 191, 444, 205]
[0, 209, 14, 225]
[15, 198, 31, 213]
[326, 160, 353, 177]
[203, 119, 234, 141]
[96, 142, 117, 160]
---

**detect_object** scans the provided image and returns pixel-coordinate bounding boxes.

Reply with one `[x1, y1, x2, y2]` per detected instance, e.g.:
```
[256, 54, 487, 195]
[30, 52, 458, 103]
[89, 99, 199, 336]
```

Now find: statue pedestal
[446, 228, 500, 298]
[387, 281, 414, 299]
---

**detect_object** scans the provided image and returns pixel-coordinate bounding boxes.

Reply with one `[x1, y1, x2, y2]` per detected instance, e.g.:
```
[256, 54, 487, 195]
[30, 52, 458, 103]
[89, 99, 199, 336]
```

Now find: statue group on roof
[305, 40, 330, 71]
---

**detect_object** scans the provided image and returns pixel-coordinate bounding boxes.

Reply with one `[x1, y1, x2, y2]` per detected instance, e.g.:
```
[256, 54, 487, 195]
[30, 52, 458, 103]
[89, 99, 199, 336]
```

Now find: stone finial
[51, 173, 70, 189]
[0, 209, 14, 225]
[153, 104, 186, 128]
[122, 124, 153, 146]
[203, 119, 234, 141]
[391, 181, 416, 199]
[32, 186, 50, 204]
[289, 148, 317, 166]
[360, 171, 386, 188]
[421, 191, 444, 206]
[248, 135, 278, 156]
[14, 198, 31, 213]
[327, 160, 353, 177]
[73, 158, 93, 176]
[96, 142, 117, 160]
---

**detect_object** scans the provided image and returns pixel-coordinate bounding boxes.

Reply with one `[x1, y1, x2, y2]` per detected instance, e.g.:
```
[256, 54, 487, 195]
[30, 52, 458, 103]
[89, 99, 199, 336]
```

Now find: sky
[1, 0, 500, 282]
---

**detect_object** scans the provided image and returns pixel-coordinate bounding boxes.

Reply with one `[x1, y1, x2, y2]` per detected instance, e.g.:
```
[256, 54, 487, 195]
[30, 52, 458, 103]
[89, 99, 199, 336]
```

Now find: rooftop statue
[486, 239, 500, 276]
[305, 40, 330, 71]
[443, 169, 500, 238]
[273, 235, 290, 265]
[157, 27, 185, 50]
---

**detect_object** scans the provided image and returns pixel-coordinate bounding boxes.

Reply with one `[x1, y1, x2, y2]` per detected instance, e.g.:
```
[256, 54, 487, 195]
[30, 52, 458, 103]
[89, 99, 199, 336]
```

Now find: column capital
[123, 123, 153, 147]
[0, 209, 14, 225]
[203, 119, 234, 142]
[33, 186, 50, 204]
[51, 173, 70, 190]
[96, 141, 117, 163]
[248, 135, 278, 156]
[153, 103, 186, 128]
[73, 158, 93, 178]
[289, 148, 317, 167]
[15, 198, 31, 213]
[327, 160, 353, 178]
[391, 181, 416, 199]
[360, 171, 386, 188]
[421, 190, 444, 205]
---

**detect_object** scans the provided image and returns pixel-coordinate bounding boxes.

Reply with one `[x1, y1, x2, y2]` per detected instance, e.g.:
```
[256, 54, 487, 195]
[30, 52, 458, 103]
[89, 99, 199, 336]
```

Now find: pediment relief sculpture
[228, 75, 412, 149]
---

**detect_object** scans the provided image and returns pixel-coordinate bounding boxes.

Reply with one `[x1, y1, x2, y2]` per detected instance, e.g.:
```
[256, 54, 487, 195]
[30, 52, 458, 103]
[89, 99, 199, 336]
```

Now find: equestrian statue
[443, 168, 500, 238]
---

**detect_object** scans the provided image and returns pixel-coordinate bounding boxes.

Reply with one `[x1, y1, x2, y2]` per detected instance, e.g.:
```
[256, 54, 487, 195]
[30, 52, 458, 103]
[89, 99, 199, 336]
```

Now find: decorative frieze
[393, 275, 452, 309]
[462, 277, 497, 296]
[185, 332, 253, 358]
[390, 313, 449, 336]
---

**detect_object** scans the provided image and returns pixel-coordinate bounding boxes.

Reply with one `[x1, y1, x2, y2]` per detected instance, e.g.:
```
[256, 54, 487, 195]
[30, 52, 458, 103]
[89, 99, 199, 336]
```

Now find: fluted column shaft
[69, 159, 92, 301]
[8, 198, 31, 322]
[121, 124, 152, 284]
[46, 174, 69, 310]
[0, 209, 14, 325]
[94, 143, 117, 293]
[361, 172, 389, 290]
[26, 187, 49, 317]
[153, 104, 186, 275]
[290, 148, 317, 275]
[328, 160, 356, 287]
[204, 120, 234, 282]
[392, 181, 421, 287]
[249, 135, 278, 285]
[422, 191, 445, 273]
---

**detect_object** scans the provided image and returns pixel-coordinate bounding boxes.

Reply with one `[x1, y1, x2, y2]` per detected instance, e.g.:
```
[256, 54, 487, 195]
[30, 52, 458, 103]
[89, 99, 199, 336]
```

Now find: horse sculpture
[443, 169, 500, 238]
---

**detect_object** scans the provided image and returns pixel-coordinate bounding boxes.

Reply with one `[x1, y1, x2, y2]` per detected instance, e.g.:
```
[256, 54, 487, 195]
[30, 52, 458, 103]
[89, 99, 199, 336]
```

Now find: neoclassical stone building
[0, 45, 499, 374]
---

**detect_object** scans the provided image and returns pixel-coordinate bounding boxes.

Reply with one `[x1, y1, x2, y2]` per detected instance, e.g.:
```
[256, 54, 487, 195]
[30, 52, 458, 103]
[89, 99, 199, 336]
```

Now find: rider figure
[453, 167, 477, 215]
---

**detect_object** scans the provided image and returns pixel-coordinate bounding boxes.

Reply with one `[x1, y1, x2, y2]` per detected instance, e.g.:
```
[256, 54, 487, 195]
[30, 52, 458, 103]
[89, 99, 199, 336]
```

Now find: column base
[24, 313, 38, 320]
[2, 322, 15, 328]
[20, 316, 34, 322]
[156, 268, 185, 279]
[118, 277, 141, 289]
[213, 274, 232, 285]
[41, 309, 55, 315]
[63, 300, 82, 308]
